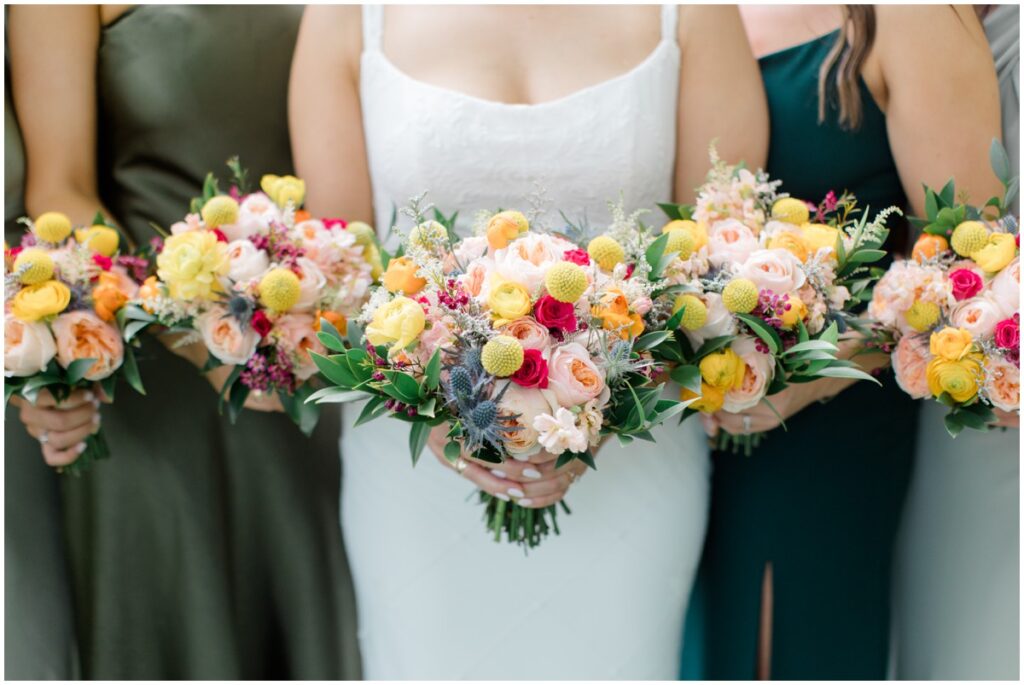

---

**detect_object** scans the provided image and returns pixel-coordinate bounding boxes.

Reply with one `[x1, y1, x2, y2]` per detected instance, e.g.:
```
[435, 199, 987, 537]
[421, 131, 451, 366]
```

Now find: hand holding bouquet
[5, 211, 147, 474]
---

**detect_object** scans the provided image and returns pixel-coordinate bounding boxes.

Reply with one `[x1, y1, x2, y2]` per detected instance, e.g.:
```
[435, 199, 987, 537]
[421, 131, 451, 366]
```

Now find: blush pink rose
[737, 248, 807, 295]
[51, 310, 124, 380]
[196, 306, 260, 366]
[170, 213, 202, 235]
[493, 232, 575, 295]
[226, 239, 270, 284]
[4, 314, 57, 377]
[949, 295, 1003, 338]
[892, 334, 932, 399]
[293, 257, 327, 311]
[990, 257, 1019, 317]
[545, 342, 606, 407]
[984, 356, 1020, 412]
[275, 313, 326, 380]
[949, 268, 984, 301]
[707, 219, 758, 267]
[723, 336, 774, 412]
[460, 260, 491, 298]
[501, 317, 550, 351]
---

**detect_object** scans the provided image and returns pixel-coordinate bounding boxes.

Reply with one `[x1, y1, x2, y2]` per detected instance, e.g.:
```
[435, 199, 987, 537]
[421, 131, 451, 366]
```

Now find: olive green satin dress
[56, 6, 359, 678]
[4, 41, 78, 680]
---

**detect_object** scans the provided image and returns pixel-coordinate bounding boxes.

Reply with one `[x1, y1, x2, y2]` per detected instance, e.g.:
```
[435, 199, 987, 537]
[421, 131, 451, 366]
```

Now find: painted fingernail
[84, 391, 94, 402]
[491, 469, 507, 479]
[511, 453, 530, 461]
[523, 468, 542, 479]
[92, 398, 101, 408]
[493, 492, 510, 502]
[76, 442, 87, 454]
[507, 487, 525, 498]
[93, 413, 102, 425]
[519, 498, 534, 507]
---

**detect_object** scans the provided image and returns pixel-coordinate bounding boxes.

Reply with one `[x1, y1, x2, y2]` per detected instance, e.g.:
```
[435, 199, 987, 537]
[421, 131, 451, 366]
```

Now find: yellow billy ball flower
[680, 382, 725, 414]
[486, 210, 529, 251]
[260, 174, 306, 209]
[481, 335, 525, 377]
[544, 262, 588, 303]
[259, 268, 302, 312]
[11, 280, 71, 322]
[32, 211, 73, 243]
[201, 195, 240, 228]
[699, 348, 746, 391]
[972, 233, 1017, 273]
[587, 235, 625, 271]
[950, 221, 990, 257]
[157, 231, 229, 300]
[487, 279, 532, 321]
[722, 278, 759, 314]
[673, 294, 708, 331]
[780, 294, 808, 329]
[409, 220, 448, 249]
[663, 219, 708, 251]
[905, 300, 941, 332]
[665, 228, 695, 261]
[346, 221, 377, 247]
[13, 248, 54, 285]
[926, 355, 982, 403]
[771, 197, 810, 225]
[74, 225, 120, 257]
[929, 326, 974, 362]
[366, 296, 426, 356]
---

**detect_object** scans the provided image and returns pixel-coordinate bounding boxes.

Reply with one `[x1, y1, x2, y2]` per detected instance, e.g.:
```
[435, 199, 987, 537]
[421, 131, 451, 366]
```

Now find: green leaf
[311, 352, 357, 388]
[845, 249, 887, 265]
[669, 364, 702, 394]
[92, 210, 107, 226]
[383, 371, 422, 403]
[693, 335, 735, 361]
[424, 349, 442, 392]
[346, 321, 364, 350]
[66, 358, 98, 386]
[417, 397, 437, 418]
[317, 329, 347, 353]
[100, 375, 117, 402]
[644, 233, 670, 277]
[576, 451, 597, 470]
[943, 412, 965, 438]
[443, 440, 461, 464]
[924, 187, 939, 221]
[936, 206, 959, 229]
[306, 387, 366, 404]
[783, 340, 839, 356]
[634, 330, 671, 352]
[225, 377, 250, 424]
[122, 346, 145, 395]
[216, 364, 244, 413]
[408, 421, 430, 466]
[354, 395, 389, 426]
[735, 314, 781, 355]
[938, 178, 956, 206]
[990, 138, 1012, 184]
[813, 366, 880, 384]
[953, 408, 990, 431]
[124, 319, 150, 343]
[280, 386, 320, 436]
[657, 202, 684, 221]
[555, 451, 576, 468]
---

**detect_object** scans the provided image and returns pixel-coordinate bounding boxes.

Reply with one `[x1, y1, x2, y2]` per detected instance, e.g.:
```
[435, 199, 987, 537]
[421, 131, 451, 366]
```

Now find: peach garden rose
[51, 310, 125, 381]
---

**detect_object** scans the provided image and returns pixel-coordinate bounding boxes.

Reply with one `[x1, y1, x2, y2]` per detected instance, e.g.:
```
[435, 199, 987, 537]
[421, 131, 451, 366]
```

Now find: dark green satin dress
[687, 32, 919, 679]
[54, 6, 360, 679]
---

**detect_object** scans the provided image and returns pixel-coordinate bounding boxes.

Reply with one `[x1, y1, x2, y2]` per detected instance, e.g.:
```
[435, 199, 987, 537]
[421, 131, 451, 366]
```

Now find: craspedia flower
[74, 225, 119, 257]
[663, 219, 708, 251]
[722, 278, 759, 314]
[665, 228, 695, 260]
[950, 221, 990, 257]
[259, 268, 301, 312]
[201, 196, 240, 228]
[673, 294, 708, 331]
[346, 221, 377, 247]
[409, 220, 448, 248]
[481, 335, 525, 377]
[544, 262, 588, 303]
[771, 197, 810, 225]
[13, 248, 54, 285]
[906, 299, 941, 332]
[32, 212, 72, 243]
[587, 235, 625, 271]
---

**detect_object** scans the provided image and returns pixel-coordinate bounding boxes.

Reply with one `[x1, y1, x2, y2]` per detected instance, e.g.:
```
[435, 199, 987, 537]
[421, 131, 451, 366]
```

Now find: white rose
[492, 232, 576, 296]
[294, 257, 327, 311]
[707, 219, 759, 267]
[196, 306, 260, 366]
[991, 257, 1019, 317]
[4, 315, 57, 377]
[949, 294, 1005, 338]
[454, 235, 489, 265]
[497, 382, 557, 460]
[226, 239, 270, 284]
[737, 248, 807, 295]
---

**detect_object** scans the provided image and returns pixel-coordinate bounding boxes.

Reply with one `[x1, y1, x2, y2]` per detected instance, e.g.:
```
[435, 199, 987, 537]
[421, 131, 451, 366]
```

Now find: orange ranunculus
[912, 234, 949, 263]
[137, 276, 161, 313]
[92, 272, 130, 322]
[381, 256, 426, 295]
[314, 310, 348, 336]
[592, 288, 644, 340]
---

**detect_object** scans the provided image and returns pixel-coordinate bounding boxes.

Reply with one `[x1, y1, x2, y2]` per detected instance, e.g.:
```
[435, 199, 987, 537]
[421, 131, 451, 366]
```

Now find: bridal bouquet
[125, 160, 379, 434]
[4, 211, 148, 474]
[645, 150, 895, 453]
[311, 201, 687, 548]
[873, 144, 1019, 436]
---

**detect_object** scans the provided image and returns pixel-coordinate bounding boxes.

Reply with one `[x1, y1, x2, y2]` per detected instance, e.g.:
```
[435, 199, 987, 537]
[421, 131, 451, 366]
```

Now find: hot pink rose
[949, 295, 1003, 338]
[545, 342, 606, 407]
[275, 313, 326, 380]
[4, 314, 57, 377]
[51, 310, 124, 380]
[948, 268, 984, 301]
[562, 248, 591, 266]
[994, 316, 1020, 351]
[723, 336, 774, 412]
[533, 294, 578, 332]
[736, 248, 807, 295]
[511, 348, 549, 389]
[892, 334, 932, 399]
[707, 219, 758, 267]
[984, 356, 1020, 412]
[501, 317, 550, 351]
[196, 306, 260, 366]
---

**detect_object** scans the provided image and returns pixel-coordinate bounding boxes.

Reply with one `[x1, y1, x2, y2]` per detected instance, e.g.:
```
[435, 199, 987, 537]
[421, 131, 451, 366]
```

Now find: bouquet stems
[715, 430, 765, 457]
[481, 492, 571, 550]
[59, 428, 110, 476]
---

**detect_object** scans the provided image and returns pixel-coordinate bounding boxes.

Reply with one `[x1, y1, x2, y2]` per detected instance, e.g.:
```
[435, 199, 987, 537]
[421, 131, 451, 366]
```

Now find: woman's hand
[992, 409, 1019, 430]
[703, 381, 821, 437]
[205, 365, 284, 413]
[13, 388, 104, 468]
[427, 426, 587, 508]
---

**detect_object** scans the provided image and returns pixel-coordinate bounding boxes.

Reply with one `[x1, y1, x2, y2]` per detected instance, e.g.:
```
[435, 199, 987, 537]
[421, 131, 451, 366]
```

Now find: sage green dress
[56, 6, 359, 679]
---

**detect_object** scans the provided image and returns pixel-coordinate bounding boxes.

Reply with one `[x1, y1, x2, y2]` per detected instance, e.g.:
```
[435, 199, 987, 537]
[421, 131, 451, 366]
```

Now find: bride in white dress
[290, 5, 767, 678]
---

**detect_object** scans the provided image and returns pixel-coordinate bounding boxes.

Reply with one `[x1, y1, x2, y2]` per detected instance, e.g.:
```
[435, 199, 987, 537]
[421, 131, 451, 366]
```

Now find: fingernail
[92, 398, 101, 408]
[76, 442, 87, 454]
[519, 498, 533, 507]
[84, 391, 94, 402]
[493, 492, 510, 501]
[491, 469, 507, 479]
[93, 413, 102, 425]
[507, 487, 525, 498]
[511, 453, 530, 461]
[523, 468, 542, 479]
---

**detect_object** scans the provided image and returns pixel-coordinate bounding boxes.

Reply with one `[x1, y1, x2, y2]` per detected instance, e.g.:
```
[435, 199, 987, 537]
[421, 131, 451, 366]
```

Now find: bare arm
[674, 5, 769, 203]
[289, 6, 374, 220]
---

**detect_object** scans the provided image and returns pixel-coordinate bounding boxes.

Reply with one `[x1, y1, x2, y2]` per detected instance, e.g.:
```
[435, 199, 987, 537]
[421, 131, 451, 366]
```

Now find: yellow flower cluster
[925, 326, 983, 403]
[75, 225, 120, 257]
[950, 221, 1017, 273]
[481, 335, 525, 377]
[156, 230, 230, 300]
[592, 288, 644, 339]
[486, 211, 529, 251]
[768, 198, 841, 262]
[261, 174, 306, 209]
[488, 278, 532, 323]
[366, 296, 426, 356]
[662, 219, 708, 252]
[11, 280, 71, 322]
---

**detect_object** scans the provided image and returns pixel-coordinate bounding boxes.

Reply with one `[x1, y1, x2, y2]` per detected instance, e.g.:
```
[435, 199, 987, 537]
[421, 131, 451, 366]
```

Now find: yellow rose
[487, 278, 532, 322]
[680, 382, 725, 413]
[800, 223, 841, 260]
[699, 348, 746, 390]
[260, 174, 306, 209]
[365, 296, 426, 356]
[972, 233, 1017, 273]
[768, 231, 809, 262]
[780, 294, 808, 329]
[382, 256, 426, 295]
[156, 230, 229, 300]
[926, 355, 982, 403]
[74, 225, 120, 257]
[929, 326, 974, 361]
[11, 280, 71, 322]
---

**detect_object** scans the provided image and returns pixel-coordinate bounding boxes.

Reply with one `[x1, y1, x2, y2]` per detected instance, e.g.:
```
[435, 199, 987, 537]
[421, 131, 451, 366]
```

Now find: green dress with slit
[54, 6, 360, 678]
[686, 31, 920, 679]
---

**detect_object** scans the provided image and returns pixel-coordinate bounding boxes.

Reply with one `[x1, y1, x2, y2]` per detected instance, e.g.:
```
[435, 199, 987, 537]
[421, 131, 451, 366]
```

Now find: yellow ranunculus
[260, 174, 306, 209]
[780, 294, 808, 329]
[768, 231, 809, 262]
[929, 326, 974, 361]
[680, 382, 725, 413]
[365, 296, 426, 356]
[75, 225, 120, 257]
[972, 233, 1017, 273]
[926, 355, 982, 403]
[11, 280, 71, 322]
[382, 256, 426, 295]
[487, 278, 532, 322]
[486, 211, 529, 251]
[156, 230, 229, 301]
[800, 223, 841, 259]
[699, 348, 746, 391]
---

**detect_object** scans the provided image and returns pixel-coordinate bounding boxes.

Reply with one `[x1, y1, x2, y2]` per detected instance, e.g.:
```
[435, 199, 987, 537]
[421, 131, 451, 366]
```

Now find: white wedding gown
[339, 5, 710, 679]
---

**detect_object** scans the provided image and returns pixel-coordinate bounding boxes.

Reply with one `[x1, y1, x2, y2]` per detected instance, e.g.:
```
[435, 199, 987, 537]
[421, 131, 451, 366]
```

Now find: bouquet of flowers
[872, 142, 1019, 436]
[125, 159, 379, 434]
[311, 198, 689, 548]
[644, 149, 896, 453]
[5, 211, 148, 474]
